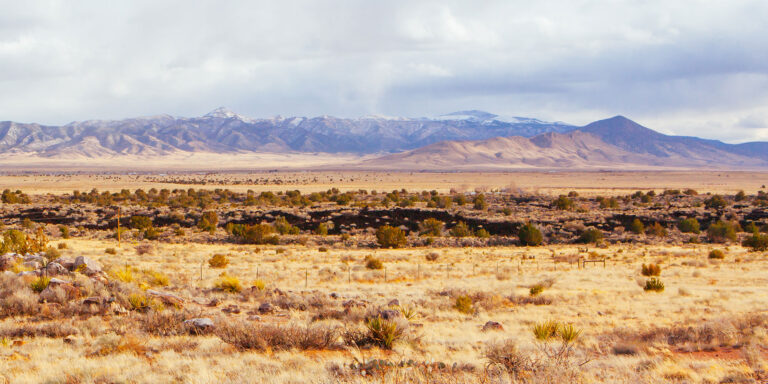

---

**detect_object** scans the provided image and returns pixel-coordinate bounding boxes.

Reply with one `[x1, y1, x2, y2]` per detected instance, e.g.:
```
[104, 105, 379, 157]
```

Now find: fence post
[305, 269, 308, 289]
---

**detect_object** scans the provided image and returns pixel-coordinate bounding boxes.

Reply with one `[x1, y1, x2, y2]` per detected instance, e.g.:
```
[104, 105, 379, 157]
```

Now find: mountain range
[0, 109, 766, 170]
[0, 108, 575, 157]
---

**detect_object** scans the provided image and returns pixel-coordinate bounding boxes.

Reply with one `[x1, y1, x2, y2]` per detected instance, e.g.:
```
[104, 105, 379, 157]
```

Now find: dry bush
[0, 321, 79, 338]
[0, 275, 40, 317]
[641, 263, 661, 277]
[484, 339, 535, 378]
[135, 243, 155, 255]
[208, 254, 229, 268]
[509, 294, 553, 306]
[216, 321, 338, 351]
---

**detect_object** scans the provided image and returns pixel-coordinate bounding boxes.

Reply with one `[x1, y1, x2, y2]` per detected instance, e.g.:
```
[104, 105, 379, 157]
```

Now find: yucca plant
[365, 316, 403, 349]
[533, 320, 560, 341]
[644, 278, 665, 292]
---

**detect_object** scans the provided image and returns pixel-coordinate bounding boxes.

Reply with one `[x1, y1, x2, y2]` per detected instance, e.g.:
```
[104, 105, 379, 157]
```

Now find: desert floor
[1, 170, 767, 196]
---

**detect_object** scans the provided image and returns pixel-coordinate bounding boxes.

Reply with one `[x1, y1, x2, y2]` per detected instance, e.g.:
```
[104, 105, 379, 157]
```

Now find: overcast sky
[1, 1, 767, 142]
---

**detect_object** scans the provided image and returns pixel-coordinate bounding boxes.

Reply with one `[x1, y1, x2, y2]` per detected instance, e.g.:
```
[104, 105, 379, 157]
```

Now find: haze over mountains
[0, 109, 766, 170]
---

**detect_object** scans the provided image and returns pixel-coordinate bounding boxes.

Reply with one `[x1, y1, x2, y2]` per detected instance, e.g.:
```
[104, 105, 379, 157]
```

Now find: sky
[1, 1, 768, 143]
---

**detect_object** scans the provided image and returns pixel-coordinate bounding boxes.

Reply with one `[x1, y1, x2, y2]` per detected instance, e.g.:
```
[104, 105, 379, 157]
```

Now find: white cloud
[0, 0, 766, 142]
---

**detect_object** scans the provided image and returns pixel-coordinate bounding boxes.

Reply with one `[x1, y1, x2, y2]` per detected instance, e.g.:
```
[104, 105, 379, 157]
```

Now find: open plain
[1, 171, 768, 383]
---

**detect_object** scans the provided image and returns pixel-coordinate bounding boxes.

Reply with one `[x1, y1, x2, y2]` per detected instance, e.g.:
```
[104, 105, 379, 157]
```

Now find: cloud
[0, 0, 767, 141]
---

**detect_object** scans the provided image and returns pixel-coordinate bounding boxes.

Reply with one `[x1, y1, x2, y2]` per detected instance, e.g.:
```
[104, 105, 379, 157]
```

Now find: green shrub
[375, 225, 407, 248]
[419, 218, 444, 237]
[59, 225, 70, 239]
[644, 278, 665, 292]
[529, 284, 544, 296]
[707, 220, 738, 243]
[641, 263, 661, 276]
[449, 221, 472, 238]
[708, 249, 725, 259]
[229, 223, 280, 245]
[742, 232, 768, 252]
[130, 215, 153, 230]
[274, 216, 300, 235]
[678, 218, 701, 234]
[518, 222, 543, 246]
[627, 219, 643, 234]
[197, 211, 219, 233]
[577, 228, 603, 244]
[475, 228, 490, 238]
[315, 223, 328, 236]
[473, 194, 487, 210]
[552, 195, 574, 210]
[454, 295, 473, 314]
[705, 195, 728, 210]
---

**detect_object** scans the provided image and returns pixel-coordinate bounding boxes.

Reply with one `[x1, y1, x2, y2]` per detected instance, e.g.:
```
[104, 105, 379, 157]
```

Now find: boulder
[45, 262, 68, 276]
[184, 318, 214, 330]
[222, 304, 241, 314]
[16, 270, 40, 277]
[22, 261, 41, 270]
[53, 257, 75, 270]
[482, 321, 504, 332]
[23, 255, 44, 264]
[377, 309, 403, 320]
[146, 290, 184, 308]
[387, 299, 400, 307]
[258, 302, 274, 314]
[73, 256, 102, 275]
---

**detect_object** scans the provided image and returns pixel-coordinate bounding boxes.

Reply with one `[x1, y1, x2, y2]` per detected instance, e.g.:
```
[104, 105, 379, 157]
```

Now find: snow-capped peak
[204, 107, 252, 121]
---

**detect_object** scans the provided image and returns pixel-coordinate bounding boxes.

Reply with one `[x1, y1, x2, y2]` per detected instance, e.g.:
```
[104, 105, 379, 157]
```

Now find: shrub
[425, 252, 439, 262]
[646, 223, 667, 237]
[318, 246, 329, 252]
[735, 190, 747, 201]
[475, 228, 490, 238]
[59, 225, 70, 239]
[419, 218, 444, 237]
[454, 295, 473, 314]
[57, 242, 67, 250]
[315, 223, 328, 236]
[678, 218, 701, 234]
[215, 274, 242, 293]
[143, 227, 160, 240]
[532, 320, 561, 341]
[208, 254, 229, 268]
[251, 279, 266, 290]
[705, 195, 728, 210]
[274, 216, 300, 235]
[135, 243, 154, 255]
[105, 247, 117, 255]
[529, 284, 545, 296]
[644, 278, 665, 292]
[742, 232, 768, 252]
[365, 316, 404, 349]
[130, 215, 153, 230]
[484, 339, 534, 377]
[552, 195, 574, 210]
[707, 220, 738, 243]
[449, 221, 472, 237]
[577, 228, 603, 244]
[44, 246, 61, 260]
[628, 219, 644, 234]
[518, 222, 543, 246]
[473, 194, 487, 210]
[128, 293, 162, 311]
[113, 266, 134, 283]
[230, 223, 280, 245]
[197, 211, 219, 233]
[708, 249, 725, 259]
[30, 276, 51, 293]
[146, 270, 170, 286]
[641, 263, 661, 276]
[365, 256, 383, 270]
[216, 322, 338, 351]
[375, 225, 407, 248]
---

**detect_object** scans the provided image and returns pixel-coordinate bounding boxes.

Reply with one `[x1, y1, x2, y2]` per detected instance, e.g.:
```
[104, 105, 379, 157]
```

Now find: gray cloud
[0, 0, 767, 142]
